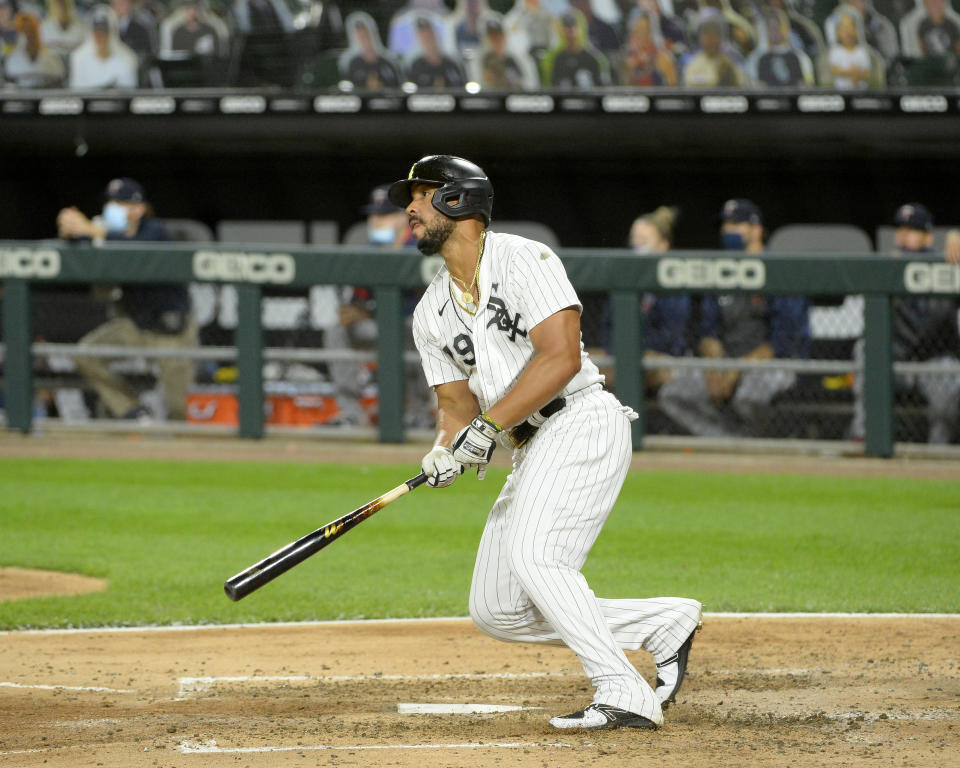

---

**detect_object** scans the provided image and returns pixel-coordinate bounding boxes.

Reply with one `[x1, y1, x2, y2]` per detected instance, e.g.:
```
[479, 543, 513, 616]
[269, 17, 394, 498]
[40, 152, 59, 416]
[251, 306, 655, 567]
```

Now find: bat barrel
[223, 472, 427, 602]
[224, 531, 326, 601]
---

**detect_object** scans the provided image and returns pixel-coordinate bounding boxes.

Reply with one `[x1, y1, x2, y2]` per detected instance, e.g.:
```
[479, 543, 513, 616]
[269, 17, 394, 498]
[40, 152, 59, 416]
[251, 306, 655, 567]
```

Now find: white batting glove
[421, 445, 464, 488]
[451, 413, 500, 480]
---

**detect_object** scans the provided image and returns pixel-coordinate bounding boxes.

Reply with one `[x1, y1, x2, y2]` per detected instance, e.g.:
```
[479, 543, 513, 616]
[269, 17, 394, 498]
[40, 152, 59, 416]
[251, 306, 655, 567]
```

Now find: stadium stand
[309, 220, 339, 245]
[767, 223, 874, 254]
[216, 219, 305, 244]
[165, 218, 215, 242]
[3, 0, 960, 91]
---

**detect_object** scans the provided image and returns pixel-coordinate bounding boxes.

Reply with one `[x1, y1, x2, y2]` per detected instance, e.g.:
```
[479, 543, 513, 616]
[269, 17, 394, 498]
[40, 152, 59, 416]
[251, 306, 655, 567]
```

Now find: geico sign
[904, 262, 960, 294]
[193, 251, 295, 284]
[657, 258, 765, 289]
[0, 248, 61, 278]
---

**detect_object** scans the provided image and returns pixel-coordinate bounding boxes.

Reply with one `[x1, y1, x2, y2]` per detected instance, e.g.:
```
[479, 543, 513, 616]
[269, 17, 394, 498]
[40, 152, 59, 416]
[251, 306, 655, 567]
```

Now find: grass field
[1, 457, 958, 629]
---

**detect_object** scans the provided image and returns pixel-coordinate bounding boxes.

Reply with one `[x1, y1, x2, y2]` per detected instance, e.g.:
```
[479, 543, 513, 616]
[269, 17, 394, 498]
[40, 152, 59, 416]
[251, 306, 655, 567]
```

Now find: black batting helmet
[388, 155, 494, 226]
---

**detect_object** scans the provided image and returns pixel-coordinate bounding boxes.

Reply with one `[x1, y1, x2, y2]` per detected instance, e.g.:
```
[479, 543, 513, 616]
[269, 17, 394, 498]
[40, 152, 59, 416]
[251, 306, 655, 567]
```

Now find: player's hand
[57, 207, 94, 239]
[421, 445, 464, 488]
[451, 413, 500, 479]
[706, 370, 738, 401]
[338, 303, 369, 327]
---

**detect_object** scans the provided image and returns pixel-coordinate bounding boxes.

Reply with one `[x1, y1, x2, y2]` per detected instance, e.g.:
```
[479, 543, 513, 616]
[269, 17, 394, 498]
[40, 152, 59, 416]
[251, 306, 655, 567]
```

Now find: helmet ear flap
[431, 178, 493, 226]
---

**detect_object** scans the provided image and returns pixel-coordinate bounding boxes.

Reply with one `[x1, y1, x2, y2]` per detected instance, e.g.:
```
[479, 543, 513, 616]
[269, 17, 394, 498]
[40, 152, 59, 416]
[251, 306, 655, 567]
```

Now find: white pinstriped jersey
[412, 231, 603, 413]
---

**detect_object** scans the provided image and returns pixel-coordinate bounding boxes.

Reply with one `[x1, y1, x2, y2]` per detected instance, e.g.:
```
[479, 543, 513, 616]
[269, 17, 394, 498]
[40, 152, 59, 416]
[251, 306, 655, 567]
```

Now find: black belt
[508, 396, 566, 448]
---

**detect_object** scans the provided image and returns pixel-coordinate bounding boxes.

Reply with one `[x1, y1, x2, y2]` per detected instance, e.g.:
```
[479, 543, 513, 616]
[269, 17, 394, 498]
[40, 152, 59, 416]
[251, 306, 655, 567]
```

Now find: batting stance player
[389, 155, 702, 731]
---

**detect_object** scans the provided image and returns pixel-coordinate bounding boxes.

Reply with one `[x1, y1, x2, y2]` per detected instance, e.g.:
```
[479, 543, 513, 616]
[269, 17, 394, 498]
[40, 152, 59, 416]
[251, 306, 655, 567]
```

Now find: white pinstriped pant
[468, 389, 702, 721]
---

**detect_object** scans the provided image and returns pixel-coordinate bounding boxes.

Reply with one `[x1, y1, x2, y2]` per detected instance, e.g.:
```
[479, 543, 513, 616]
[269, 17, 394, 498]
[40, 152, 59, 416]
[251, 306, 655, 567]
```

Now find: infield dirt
[1, 617, 958, 768]
[1, 434, 957, 767]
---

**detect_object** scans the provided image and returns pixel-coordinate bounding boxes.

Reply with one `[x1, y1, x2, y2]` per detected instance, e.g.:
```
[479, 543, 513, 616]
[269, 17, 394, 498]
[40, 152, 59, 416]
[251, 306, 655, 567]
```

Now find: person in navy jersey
[849, 203, 960, 443]
[56, 178, 197, 421]
[658, 199, 810, 437]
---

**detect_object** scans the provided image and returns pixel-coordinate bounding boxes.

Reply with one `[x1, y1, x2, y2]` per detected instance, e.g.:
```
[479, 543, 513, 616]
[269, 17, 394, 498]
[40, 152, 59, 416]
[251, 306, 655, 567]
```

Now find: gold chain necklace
[450, 231, 485, 310]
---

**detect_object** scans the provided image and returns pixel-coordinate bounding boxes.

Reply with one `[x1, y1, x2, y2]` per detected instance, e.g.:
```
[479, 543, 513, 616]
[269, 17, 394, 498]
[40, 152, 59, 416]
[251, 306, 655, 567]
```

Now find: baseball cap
[362, 185, 400, 215]
[91, 6, 111, 29]
[104, 177, 146, 203]
[720, 198, 763, 225]
[893, 203, 933, 232]
[696, 7, 726, 32]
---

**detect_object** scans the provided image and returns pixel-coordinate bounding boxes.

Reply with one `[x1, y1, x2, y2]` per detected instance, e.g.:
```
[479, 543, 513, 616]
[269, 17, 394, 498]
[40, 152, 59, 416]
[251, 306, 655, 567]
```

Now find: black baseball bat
[224, 472, 428, 602]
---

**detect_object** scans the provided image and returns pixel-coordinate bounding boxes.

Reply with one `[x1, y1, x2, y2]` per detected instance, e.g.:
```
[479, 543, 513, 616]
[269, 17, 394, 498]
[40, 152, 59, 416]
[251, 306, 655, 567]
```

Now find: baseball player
[389, 155, 702, 731]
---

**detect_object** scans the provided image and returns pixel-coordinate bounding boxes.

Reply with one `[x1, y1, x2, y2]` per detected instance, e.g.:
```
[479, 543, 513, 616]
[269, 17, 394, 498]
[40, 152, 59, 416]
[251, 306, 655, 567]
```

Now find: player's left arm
[484, 307, 582, 429]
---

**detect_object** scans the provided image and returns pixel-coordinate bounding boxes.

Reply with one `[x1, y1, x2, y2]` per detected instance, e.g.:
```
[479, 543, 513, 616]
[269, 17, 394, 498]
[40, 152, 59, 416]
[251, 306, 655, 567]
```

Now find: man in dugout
[56, 177, 197, 421]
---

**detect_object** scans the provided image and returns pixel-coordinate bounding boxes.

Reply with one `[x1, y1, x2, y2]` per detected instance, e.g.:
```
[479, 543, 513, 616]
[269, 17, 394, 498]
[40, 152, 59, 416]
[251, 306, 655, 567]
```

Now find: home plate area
[0, 616, 957, 767]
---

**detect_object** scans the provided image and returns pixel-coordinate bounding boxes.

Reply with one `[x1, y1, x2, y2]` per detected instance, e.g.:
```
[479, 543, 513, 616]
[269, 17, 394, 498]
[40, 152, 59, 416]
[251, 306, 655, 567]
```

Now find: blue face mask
[721, 231, 745, 251]
[368, 226, 395, 246]
[102, 202, 129, 233]
[898, 245, 931, 254]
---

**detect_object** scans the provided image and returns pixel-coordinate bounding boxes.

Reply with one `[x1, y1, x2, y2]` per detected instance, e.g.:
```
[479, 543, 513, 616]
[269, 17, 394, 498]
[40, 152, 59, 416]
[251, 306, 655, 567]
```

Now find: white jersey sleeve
[505, 241, 582, 330]
[412, 277, 469, 389]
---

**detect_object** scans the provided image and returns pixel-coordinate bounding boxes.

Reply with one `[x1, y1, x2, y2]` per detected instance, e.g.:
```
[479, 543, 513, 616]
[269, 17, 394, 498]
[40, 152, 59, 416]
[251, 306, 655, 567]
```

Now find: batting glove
[421, 445, 464, 488]
[451, 413, 501, 480]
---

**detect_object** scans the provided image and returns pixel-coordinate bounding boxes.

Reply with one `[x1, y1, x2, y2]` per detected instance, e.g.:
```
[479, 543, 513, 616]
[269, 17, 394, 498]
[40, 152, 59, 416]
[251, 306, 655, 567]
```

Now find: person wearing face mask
[657, 199, 810, 437]
[849, 204, 960, 444]
[322, 185, 435, 428]
[55, 178, 196, 422]
[629, 206, 691, 395]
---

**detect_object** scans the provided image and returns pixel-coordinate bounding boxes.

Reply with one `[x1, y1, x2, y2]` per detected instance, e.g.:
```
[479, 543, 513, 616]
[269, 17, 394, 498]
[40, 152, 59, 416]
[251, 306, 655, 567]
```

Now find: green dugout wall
[3, 242, 959, 457]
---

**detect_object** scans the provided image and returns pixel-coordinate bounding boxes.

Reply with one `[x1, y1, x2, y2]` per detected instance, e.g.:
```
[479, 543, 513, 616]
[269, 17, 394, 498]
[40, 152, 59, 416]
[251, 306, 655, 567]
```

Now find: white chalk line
[397, 703, 540, 714]
[3, 612, 959, 636]
[176, 739, 570, 754]
[0, 681, 135, 694]
[176, 671, 568, 700]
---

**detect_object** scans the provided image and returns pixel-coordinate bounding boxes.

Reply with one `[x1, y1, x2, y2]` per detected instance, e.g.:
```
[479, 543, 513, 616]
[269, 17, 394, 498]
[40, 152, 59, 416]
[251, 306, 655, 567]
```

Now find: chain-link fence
[578, 290, 960, 446]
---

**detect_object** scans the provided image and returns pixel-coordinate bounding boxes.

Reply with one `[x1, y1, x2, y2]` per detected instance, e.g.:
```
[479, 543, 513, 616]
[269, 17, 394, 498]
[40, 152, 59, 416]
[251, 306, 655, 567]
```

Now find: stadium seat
[151, 54, 231, 88]
[340, 221, 369, 246]
[767, 224, 873, 255]
[489, 220, 561, 249]
[767, 225, 870, 335]
[217, 220, 306, 244]
[310, 221, 339, 245]
[164, 219, 215, 242]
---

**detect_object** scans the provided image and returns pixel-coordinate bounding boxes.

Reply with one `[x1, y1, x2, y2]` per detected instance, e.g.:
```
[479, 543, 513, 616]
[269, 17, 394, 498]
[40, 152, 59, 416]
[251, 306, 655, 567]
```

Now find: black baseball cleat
[549, 703, 659, 731]
[655, 623, 701, 709]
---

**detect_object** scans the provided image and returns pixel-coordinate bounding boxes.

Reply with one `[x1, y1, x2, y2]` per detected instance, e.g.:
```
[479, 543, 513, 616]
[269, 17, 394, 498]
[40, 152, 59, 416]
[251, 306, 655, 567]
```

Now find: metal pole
[375, 286, 405, 444]
[236, 283, 264, 439]
[2, 280, 33, 433]
[863, 295, 894, 458]
[611, 290, 643, 450]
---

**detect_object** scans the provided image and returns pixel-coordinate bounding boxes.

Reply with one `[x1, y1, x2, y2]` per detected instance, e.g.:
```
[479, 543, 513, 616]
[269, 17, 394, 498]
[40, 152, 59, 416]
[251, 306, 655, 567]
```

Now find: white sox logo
[486, 296, 526, 342]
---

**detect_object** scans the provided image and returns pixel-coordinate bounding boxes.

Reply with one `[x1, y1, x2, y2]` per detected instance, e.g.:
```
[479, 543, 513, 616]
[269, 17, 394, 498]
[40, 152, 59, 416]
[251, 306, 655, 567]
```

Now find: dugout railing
[2, 241, 958, 457]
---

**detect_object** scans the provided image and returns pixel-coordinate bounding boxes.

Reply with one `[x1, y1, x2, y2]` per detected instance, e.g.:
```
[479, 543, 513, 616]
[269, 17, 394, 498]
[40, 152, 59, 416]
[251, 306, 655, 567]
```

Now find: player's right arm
[412, 298, 479, 488]
[421, 380, 479, 488]
[433, 379, 480, 449]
